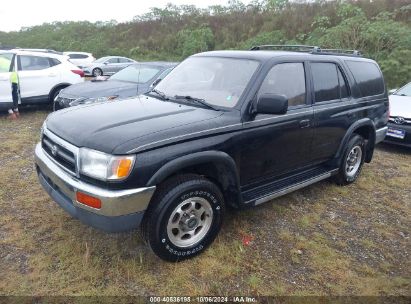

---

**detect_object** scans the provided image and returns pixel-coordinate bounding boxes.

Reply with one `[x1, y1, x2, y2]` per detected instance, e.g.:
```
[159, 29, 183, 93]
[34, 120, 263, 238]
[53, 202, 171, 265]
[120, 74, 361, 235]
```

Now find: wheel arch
[48, 83, 71, 102]
[147, 151, 242, 208]
[334, 118, 376, 166]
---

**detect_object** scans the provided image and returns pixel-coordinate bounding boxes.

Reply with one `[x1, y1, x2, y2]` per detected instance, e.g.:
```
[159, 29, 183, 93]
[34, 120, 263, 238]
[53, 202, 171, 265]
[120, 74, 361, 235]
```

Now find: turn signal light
[76, 192, 102, 209]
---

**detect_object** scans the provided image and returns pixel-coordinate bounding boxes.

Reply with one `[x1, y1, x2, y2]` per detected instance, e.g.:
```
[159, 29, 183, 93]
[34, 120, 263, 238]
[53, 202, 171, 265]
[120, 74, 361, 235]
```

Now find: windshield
[394, 83, 411, 97]
[110, 64, 161, 83]
[155, 57, 259, 108]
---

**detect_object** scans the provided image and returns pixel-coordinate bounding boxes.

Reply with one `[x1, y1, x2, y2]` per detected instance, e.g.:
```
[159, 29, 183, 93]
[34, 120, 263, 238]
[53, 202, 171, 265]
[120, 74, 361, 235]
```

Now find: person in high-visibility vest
[8, 69, 20, 120]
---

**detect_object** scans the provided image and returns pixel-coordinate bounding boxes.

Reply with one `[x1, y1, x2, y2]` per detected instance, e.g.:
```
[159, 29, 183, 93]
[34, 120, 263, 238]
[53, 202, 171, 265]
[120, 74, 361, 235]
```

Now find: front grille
[389, 116, 411, 126]
[42, 134, 76, 174]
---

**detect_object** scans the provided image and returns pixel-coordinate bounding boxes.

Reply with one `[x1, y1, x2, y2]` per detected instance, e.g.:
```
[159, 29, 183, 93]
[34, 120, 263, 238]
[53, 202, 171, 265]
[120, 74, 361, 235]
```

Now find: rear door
[18, 54, 61, 102]
[0, 53, 14, 106]
[105, 57, 121, 74]
[309, 61, 354, 163]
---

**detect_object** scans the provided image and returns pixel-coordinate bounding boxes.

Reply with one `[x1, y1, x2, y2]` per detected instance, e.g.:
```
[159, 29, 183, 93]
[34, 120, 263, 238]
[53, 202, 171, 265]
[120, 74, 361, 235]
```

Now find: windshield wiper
[174, 95, 219, 111]
[149, 88, 169, 101]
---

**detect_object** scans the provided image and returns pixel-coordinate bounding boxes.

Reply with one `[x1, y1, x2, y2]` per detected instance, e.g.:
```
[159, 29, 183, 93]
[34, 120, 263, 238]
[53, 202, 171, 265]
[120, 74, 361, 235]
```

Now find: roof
[132, 61, 179, 67]
[0, 49, 68, 59]
[193, 50, 374, 63]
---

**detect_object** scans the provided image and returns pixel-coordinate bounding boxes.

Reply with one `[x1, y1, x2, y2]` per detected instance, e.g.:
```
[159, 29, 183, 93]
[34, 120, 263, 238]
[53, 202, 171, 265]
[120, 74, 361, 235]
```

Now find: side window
[118, 58, 129, 63]
[311, 63, 340, 102]
[338, 68, 349, 99]
[19, 55, 51, 71]
[49, 58, 61, 67]
[346, 61, 385, 97]
[258, 63, 306, 107]
[69, 54, 88, 59]
[0, 53, 13, 73]
[107, 58, 119, 64]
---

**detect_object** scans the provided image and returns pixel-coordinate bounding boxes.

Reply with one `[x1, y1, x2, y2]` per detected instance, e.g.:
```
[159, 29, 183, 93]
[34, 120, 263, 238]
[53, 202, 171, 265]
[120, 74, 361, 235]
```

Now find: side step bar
[243, 168, 339, 206]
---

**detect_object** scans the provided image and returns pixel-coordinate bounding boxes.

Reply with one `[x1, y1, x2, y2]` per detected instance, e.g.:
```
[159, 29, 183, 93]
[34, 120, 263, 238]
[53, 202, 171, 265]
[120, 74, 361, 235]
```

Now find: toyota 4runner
[35, 46, 389, 261]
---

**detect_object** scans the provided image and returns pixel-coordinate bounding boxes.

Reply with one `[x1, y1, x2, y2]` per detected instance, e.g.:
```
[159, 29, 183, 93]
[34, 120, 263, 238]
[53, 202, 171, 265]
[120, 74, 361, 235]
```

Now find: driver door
[0, 53, 14, 106]
[240, 62, 314, 185]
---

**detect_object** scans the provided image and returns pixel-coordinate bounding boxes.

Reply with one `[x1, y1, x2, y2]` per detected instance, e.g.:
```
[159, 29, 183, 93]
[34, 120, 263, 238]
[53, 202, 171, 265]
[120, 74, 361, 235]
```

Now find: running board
[243, 168, 338, 206]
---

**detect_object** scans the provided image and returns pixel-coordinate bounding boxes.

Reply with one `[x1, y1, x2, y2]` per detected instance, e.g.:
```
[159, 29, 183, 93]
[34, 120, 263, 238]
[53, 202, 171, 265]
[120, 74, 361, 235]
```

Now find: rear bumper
[375, 126, 388, 144]
[35, 143, 156, 232]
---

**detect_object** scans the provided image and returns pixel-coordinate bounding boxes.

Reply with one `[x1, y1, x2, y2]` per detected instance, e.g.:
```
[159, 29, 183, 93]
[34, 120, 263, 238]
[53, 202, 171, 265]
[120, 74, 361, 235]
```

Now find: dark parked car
[54, 62, 177, 110]
[35, 46, 389, 262]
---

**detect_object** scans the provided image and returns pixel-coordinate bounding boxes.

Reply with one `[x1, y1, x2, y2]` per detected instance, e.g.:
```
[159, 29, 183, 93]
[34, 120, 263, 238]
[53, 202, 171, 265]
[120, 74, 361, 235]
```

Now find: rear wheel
[142, 174, 225, 262]
[334, 134, 366, 185]
[92, 68, 103, 77]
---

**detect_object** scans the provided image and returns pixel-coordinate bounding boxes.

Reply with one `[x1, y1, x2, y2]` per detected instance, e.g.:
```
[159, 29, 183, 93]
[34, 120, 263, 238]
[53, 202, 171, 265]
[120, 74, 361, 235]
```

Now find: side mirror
[151, 78, 162, 88]
[256, 94, 288, 115]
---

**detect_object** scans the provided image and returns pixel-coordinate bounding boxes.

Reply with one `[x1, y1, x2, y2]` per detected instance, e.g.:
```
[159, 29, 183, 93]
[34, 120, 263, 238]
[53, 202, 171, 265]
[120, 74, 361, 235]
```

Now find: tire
[334, 134, 366, 185]
[92, 68, 103, 77]
[142, 174, 225, 262]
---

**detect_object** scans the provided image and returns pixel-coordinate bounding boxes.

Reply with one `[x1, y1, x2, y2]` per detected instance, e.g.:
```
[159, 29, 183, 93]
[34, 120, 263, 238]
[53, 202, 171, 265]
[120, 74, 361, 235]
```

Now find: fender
[334, 118, 376, 166]
[147, 151, 242, 207]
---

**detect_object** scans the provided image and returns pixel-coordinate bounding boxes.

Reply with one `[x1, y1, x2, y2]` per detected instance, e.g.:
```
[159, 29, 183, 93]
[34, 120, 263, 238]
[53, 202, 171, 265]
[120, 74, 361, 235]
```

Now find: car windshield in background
[94, 57, 109, 63]
[155, 57, 259, 108]
[110, 65, 161, 83]
[394, 83, 411, 97]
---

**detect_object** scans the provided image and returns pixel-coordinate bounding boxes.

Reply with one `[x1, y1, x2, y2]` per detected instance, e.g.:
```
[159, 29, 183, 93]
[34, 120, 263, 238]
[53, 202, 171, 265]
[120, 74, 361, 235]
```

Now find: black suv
[35, 46, 389, 261]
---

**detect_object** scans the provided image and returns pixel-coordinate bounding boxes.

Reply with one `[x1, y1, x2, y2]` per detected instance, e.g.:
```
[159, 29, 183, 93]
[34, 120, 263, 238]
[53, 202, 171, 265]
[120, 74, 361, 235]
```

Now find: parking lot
[0, 109, 410, 296]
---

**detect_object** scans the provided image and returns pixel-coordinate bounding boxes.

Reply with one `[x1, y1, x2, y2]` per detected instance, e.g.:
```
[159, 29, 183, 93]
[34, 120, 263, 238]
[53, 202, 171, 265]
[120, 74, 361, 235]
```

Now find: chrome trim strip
[251, 169, 338, 206]
[375, 126, 388, 144]
[43, 127, 80, 177]
[35, 143, 155, 217]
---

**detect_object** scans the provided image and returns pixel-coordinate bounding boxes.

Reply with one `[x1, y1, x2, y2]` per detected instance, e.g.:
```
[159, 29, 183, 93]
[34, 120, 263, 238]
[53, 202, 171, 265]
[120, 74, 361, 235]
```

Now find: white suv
[63, 52, 95, 68]
[0, 50, 84, 112]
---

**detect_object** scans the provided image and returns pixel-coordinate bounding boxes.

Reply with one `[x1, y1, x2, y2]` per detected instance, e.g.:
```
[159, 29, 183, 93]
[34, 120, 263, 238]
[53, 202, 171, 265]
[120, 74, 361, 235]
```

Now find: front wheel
[92, 68, 103, 77]
[142, 175, 225, 262]
[334, 134, 366, 185]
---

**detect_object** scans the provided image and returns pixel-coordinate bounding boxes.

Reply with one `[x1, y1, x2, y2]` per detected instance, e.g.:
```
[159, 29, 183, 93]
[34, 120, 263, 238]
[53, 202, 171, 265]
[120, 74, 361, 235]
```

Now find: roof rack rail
[250, 45, 321, 53]
[250, 45, 362, 57]
[319, 49, 362, 56]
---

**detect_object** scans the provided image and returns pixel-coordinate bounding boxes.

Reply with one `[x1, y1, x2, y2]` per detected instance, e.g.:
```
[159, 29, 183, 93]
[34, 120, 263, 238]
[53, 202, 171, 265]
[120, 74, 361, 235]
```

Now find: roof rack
[250, 45, 362, 57]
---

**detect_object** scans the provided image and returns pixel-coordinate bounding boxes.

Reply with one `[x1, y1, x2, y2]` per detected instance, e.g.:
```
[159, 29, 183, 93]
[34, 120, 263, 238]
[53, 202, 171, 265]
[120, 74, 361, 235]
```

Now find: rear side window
[311, 63, 340, 102]
[49, 58, 61, 67]
[346, 61, 385, 97]
[19, 55, 51, 71]
[258, 62, 306, 107]
[107, 58, 119, 63]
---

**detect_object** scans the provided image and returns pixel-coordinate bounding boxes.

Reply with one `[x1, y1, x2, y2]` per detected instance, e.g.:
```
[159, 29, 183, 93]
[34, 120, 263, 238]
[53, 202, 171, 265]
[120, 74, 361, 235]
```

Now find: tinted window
[338, 68, 349, 99]
[19, 55, 50, 71]
[118, 58, 132, 63]
[258, 63, 306, 107]
[68, 54, 88, 59]
[0, 53, 13, 73]
[311, 63, 340, 102]
[346, 61, 384, 97]
[49, 58, 61, 67]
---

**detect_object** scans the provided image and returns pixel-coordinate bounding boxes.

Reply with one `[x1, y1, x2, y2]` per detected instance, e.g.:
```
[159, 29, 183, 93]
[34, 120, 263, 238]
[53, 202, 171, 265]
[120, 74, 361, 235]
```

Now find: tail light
[71, 69, 85, 78]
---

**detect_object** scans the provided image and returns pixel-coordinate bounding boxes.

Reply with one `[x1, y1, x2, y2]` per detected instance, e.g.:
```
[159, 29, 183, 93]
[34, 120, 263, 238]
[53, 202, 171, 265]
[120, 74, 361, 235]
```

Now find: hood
[389, 95, 411, 119]
[46, 96, 224, 154]
[61, 79, 138, 99]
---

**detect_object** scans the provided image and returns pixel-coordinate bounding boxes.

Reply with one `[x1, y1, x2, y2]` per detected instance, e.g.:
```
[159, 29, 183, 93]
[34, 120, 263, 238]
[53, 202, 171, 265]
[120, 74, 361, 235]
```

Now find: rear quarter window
[346, 61, 385, 97]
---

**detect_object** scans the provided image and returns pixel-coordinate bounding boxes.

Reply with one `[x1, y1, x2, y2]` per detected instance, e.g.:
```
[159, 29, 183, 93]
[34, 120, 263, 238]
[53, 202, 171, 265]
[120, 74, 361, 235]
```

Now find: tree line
[0, 0, 410, 88]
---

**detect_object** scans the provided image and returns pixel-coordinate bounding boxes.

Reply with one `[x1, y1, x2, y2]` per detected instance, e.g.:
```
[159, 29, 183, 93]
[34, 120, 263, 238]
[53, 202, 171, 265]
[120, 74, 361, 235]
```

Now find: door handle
[299, 119, 311, 128]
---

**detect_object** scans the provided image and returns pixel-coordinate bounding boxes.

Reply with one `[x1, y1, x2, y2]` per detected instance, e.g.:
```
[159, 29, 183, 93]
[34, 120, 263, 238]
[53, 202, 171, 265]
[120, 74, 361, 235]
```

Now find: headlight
[69, 96, 118, 107]
[79, 148, 135, 181]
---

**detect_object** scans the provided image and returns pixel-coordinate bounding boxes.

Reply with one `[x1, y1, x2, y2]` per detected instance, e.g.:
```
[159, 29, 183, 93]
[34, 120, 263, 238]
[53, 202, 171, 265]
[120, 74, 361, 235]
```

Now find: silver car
[82, 56, 137, 77]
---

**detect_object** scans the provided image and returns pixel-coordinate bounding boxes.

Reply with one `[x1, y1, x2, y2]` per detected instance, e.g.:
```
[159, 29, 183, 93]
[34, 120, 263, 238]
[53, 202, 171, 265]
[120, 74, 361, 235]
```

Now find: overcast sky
[0, 0, 248, 32]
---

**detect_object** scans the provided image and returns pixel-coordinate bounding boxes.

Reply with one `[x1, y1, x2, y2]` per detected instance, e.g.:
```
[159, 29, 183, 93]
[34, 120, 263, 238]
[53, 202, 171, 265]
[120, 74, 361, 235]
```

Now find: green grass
[0, 110, 410, 296]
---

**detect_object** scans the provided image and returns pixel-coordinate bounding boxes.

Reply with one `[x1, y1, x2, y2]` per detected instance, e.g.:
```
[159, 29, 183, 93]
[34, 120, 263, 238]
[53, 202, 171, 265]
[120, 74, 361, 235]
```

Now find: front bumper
[34, 143, 156, 232]
[384, 123, 411, 148]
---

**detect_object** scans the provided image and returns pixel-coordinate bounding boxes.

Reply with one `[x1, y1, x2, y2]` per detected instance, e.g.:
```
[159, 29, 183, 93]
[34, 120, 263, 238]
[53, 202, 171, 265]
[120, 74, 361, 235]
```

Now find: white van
[0, 50, 84, 112]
